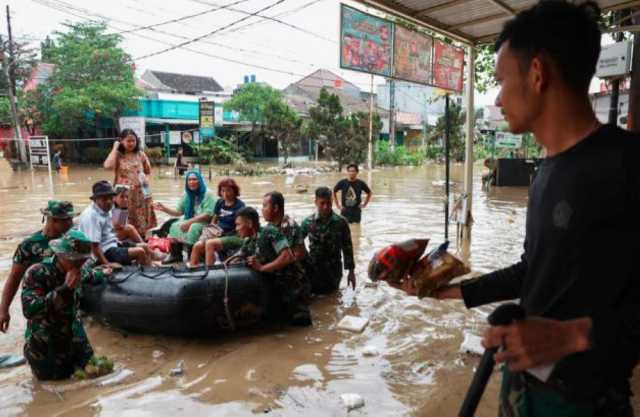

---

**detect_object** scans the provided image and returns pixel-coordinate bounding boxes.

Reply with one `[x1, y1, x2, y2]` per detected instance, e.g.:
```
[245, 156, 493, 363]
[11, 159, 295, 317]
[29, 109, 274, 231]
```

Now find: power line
[28, 0, 397, 95]
[136, 0, 288, 60]
[32, 0, 317, 69]
[187, 0, 336, 43]
[117, 0, 253, 35]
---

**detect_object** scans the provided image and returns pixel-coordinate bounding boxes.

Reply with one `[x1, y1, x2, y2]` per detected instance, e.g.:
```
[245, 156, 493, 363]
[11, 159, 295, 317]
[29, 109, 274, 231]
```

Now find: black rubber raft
[81, 264, 273, 336]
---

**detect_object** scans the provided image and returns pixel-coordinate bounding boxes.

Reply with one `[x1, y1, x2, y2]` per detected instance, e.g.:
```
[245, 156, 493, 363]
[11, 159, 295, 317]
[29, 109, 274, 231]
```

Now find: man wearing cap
[22, 230, 109, 380]
[0, 200, 75, 333]
[77, 180, 150, 266]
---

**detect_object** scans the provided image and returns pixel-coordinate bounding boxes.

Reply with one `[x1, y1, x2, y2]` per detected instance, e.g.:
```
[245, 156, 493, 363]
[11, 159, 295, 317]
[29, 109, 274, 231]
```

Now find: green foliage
[224, 83, 282, 125]
[0, 97, 11, 124]
[27, 22, 140, 137]
[307, 88, 381, 171]
[475, 44, 497, 94]
[263, 99, 302, 164]
[375, 141, 423, 166]
[0, 38, 38, 93]
[84, 147, 111, 163]
[428, 100, 467, 162]
[197, 137, 245, 165]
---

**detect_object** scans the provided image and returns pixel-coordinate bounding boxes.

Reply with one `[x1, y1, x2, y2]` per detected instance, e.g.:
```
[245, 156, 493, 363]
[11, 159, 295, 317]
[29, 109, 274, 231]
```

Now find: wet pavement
[0, 160, 636, 416]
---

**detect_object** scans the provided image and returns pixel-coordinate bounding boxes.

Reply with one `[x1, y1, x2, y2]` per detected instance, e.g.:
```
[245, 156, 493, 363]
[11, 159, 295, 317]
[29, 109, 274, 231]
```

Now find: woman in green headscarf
[153, 170, 217, 263]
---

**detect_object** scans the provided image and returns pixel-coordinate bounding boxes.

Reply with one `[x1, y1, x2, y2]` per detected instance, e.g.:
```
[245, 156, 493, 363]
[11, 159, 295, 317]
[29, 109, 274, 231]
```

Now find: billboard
[393, 25, 433, 85]
[119, 116, 146, 149]
[199, 101, 215, 139]
[340, 5, 393, 77]
[432, 40, 465, 93]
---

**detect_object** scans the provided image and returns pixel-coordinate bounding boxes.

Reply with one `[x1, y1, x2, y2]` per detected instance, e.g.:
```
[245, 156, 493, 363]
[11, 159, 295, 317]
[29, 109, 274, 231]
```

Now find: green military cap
[49, 230, 93, 260]
[40, 200, 75, 219]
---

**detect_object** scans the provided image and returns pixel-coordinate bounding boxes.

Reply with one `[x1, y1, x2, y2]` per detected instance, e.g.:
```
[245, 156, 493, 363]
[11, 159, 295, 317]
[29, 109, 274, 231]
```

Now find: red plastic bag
[147, 237, 171, 253]
[368, 239, 429, 284]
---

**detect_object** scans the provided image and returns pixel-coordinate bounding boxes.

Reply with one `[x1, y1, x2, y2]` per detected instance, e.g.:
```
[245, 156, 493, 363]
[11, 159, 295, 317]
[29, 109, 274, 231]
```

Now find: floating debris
[337, 316, 369, 333]
[340, 393, 365, 411]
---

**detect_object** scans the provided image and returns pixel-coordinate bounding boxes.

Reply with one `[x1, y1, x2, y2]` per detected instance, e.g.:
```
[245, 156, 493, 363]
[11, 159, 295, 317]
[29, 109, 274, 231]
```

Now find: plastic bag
[368, 239, 429, 283]
[410, 242, 470, 298]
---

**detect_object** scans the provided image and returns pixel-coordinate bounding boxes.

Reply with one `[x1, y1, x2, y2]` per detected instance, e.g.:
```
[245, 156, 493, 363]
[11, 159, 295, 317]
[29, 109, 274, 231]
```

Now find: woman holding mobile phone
[104, 129, 157, 237]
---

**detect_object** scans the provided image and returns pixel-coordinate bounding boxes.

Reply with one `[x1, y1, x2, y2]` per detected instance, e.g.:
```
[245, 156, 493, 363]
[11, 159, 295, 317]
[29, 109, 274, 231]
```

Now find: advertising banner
[340, 5, 393, 77]
[433, 40, 465, 92]
[199, 101, 215, 139]
[393, 25, 433, 85]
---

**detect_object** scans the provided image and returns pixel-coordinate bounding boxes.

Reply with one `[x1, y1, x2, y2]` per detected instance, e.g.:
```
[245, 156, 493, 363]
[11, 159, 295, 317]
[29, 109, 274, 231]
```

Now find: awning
[353, 0, 640, 44]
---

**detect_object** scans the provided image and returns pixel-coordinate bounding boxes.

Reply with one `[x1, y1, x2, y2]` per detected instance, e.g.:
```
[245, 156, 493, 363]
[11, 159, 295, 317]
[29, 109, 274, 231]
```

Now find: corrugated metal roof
[353, 0, 640, 44]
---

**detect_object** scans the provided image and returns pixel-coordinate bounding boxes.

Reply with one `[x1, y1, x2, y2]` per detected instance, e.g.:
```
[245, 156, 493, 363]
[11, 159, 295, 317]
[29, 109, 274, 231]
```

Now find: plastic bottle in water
[139, 172, 152, 198]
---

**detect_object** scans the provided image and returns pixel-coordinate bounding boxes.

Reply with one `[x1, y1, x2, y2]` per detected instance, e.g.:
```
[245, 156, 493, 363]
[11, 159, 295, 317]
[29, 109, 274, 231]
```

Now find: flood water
[0, 161, 637, 416]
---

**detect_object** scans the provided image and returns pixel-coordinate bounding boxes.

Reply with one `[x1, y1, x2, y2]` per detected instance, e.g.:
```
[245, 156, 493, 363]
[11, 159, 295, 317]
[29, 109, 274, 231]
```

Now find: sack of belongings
[368, 240, 469, 298]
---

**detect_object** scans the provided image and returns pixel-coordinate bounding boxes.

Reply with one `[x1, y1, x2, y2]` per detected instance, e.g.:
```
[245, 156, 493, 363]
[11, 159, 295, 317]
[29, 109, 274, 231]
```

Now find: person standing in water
[104, 129, 157, 237]
[333, 164, 372, 224]
[433, 1, 640, 415]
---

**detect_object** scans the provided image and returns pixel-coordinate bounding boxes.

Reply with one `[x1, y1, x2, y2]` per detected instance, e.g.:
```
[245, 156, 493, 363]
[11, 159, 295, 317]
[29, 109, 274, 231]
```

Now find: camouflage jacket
[21, 257, 105, 349]
[13, 230, 54, 269]
[276, 215, 305, 250]
[301, 212, 355, 275]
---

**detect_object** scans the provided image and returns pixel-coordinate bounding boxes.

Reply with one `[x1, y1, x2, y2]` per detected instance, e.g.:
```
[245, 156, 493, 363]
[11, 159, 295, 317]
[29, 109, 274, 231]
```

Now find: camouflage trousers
[270, 267, 312, 325]
[304, 259, 341, 295]
[24, 321, 94, 380]
[499, 368, 633, 417]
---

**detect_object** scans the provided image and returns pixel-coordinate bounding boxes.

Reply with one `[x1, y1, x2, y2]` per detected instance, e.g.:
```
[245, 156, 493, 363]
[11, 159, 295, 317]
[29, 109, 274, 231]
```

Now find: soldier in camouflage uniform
[301, 187, 356, 294]
[22, 230, 109, 380]
[0, 200, 75, 333]
[246, 192, 311, 326]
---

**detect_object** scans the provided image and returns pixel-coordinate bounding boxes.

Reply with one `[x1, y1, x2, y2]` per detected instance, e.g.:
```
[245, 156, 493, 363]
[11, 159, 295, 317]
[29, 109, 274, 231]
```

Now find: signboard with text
[28, 136, 51, 168]
[340, 5, 393, 77]
[199, 101, 215, 139]
[596, 41, 632, 79]
[433, 40, 465, 93]
[393, 25, 433, 85]
[495, 132, 522, 149]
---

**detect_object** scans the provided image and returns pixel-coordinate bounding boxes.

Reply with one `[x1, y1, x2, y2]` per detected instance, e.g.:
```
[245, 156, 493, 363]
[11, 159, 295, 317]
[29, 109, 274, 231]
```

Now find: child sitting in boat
[190, 178, 245, 267]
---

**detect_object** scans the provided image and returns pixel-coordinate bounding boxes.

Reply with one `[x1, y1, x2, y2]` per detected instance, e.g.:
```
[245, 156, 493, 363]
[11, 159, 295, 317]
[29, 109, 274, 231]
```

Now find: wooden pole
[367, 74, 374, 171]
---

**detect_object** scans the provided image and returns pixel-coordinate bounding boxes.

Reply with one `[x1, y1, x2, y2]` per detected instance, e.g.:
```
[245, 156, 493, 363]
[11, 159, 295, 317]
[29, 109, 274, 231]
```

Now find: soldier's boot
[162, 240, 183, 264]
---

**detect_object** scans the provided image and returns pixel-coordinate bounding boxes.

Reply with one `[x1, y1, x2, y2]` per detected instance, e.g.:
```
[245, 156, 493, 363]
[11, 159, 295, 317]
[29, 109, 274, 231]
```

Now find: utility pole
[367, 74, 374, 171]
[629, 11, 640, 132]
[1, 35, 25, 163]
[609, 10, 630, 125]
[389, 79, 396, 150]
[6, 6, 16, 97]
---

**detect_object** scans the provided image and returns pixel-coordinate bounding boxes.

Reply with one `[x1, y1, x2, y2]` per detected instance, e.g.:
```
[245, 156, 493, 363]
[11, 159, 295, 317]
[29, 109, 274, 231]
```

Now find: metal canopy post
[463, 45, 476, 243]
[445, 93, 450, 241]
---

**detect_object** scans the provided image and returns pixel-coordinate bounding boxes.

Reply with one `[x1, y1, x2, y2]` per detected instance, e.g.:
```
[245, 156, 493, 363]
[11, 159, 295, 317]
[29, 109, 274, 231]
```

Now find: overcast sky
[5, 0, 501, 105]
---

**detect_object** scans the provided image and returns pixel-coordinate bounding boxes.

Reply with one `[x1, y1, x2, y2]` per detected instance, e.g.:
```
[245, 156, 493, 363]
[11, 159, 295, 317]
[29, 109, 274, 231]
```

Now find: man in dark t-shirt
[333, 164, 372, 224]
[429, 2, 640, 415]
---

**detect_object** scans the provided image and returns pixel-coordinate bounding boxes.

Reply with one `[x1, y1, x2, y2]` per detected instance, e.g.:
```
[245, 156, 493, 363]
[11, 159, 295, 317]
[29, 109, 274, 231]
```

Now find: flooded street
[0, 160, 634, 416]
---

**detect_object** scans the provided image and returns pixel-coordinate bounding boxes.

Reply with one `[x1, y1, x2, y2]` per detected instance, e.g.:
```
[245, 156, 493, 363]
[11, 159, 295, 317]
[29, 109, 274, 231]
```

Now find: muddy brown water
[0, 161, 637, 417]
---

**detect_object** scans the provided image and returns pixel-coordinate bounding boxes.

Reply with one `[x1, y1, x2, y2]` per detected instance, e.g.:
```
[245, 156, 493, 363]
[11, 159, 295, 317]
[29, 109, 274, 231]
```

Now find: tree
[474, 44, 497, 94]
[308, 88, 381, 171]
[224, 83, 282, 145]
[263, 99, 302, 165]
[0, 38, 37, 93]
[429, 100, 467, 162]
[27, 22, 141, 137]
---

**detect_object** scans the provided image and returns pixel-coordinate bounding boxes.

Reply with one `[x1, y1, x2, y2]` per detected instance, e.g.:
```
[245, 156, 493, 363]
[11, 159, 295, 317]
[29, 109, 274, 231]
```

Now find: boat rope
[222, 264, 236, 331]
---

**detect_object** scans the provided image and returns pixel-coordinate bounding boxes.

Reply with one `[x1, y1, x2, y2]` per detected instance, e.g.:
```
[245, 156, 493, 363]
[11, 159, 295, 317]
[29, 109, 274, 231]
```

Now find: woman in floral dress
[104, 129, 157, 237]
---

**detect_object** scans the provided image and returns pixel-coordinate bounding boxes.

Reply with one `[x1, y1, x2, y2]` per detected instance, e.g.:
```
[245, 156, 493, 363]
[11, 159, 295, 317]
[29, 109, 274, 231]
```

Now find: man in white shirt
[77, 181, 149, 266]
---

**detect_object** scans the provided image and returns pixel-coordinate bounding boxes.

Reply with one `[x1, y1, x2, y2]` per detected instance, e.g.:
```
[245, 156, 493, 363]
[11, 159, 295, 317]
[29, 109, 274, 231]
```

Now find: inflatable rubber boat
[80, 264, 272, 336]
